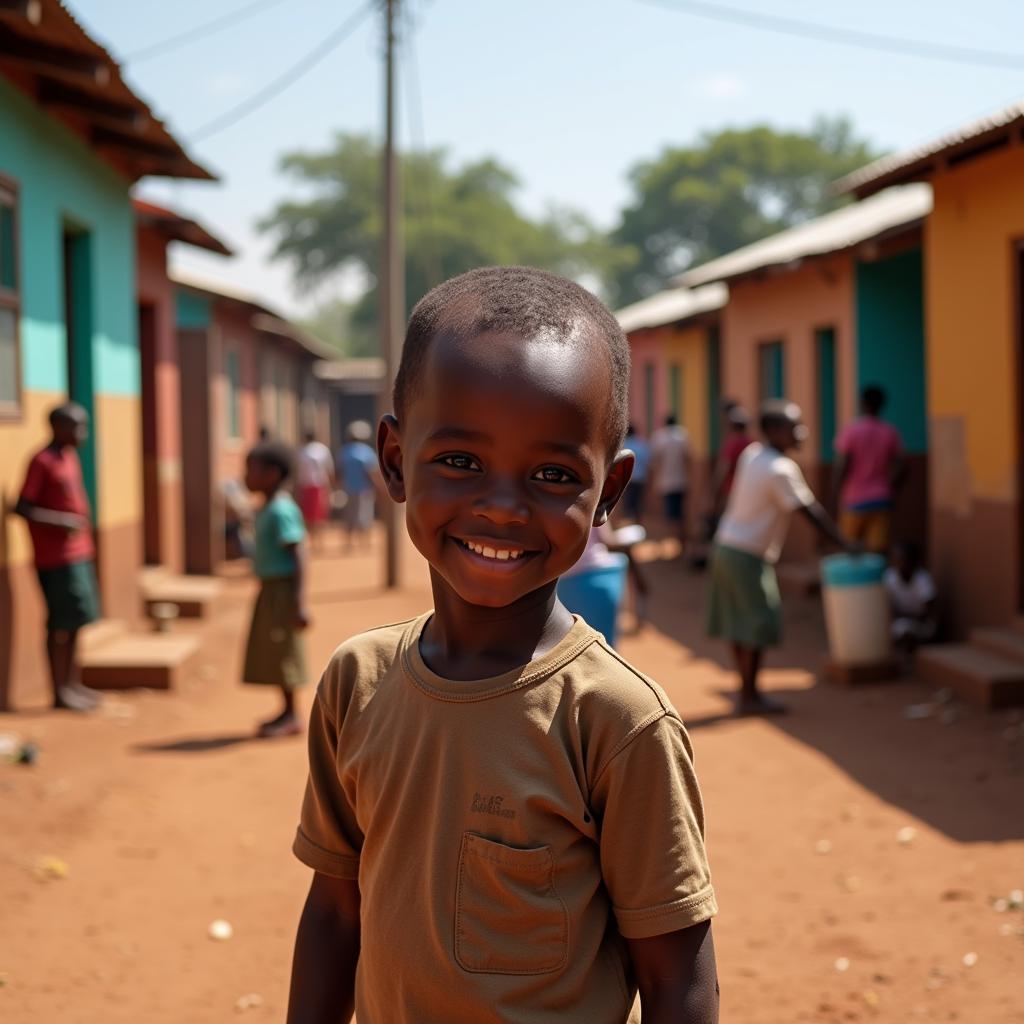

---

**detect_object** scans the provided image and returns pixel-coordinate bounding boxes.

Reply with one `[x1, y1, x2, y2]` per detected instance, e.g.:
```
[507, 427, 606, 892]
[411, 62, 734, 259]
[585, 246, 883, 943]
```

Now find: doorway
[61, 226, 97, 521]
[139, 303, 161, 565]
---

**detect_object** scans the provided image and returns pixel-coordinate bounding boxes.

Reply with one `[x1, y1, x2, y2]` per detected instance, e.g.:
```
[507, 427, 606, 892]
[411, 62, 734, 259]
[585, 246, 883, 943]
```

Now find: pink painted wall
[627, 330, 669, 439]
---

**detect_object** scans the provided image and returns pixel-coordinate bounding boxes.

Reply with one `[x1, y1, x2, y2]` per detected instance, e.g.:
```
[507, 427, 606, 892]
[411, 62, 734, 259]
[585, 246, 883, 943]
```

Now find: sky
[75, 0, 1024, 317]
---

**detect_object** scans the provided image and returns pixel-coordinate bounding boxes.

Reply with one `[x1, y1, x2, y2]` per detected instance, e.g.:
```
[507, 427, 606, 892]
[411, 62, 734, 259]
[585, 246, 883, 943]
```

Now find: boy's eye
[437, 453, 481, 472]
[531, 466, 577, 485]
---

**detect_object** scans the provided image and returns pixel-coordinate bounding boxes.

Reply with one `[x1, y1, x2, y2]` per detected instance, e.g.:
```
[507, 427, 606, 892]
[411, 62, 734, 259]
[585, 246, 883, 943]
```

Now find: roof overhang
[133, 198, 231, 256]
[835, 100, 1024, 199]
[0, 0, 215, 182]
[679, 185, 932, 289]
[615, 282, 727, 335]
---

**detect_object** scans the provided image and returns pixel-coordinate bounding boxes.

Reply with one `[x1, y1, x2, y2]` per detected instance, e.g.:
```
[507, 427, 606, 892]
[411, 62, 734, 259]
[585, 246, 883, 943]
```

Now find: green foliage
[610, 116, 879, 305]
[299, 296, 378, 359]
[259, 133, 619, 342]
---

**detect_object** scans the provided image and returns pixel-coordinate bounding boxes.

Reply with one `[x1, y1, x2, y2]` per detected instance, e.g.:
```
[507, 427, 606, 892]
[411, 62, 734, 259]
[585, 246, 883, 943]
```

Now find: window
[758, 340, 785, 401]
[668, 362, 683, 420]
[225, 348, 241, 438]
[0, 178, 20, 416]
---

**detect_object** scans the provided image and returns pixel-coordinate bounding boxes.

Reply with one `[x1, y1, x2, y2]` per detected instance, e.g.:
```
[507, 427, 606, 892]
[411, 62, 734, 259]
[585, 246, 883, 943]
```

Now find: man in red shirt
[15, 403, 102, 711]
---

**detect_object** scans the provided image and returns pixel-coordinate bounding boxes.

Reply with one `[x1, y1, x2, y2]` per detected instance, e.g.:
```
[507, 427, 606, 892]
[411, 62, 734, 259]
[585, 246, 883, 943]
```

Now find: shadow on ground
[133, 733, 257, 754]
[637, 552, 1024, 844]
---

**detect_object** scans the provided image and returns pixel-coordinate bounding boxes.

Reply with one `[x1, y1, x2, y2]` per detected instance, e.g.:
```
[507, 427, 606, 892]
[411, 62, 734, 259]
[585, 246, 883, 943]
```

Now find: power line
[190, 2, 376, 142]
[125, 0, 290, 63]
[637, 0, 1024, 71]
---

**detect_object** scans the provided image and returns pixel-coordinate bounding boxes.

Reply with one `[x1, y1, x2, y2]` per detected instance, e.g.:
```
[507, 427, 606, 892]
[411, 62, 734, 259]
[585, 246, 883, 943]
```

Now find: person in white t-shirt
[885, 539, 938, 654]
[708, 401, 860, 715]
[296, 430, 335, 551]
[650, 414, 692, 545]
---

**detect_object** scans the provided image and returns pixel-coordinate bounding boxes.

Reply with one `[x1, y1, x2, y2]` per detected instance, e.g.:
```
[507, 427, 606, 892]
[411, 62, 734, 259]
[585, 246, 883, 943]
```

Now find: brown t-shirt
[294, 613, 717, 1024]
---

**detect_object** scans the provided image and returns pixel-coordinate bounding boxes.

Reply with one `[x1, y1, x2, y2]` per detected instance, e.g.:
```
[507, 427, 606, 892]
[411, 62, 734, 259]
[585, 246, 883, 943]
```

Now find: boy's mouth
[453, 537, 533, 567]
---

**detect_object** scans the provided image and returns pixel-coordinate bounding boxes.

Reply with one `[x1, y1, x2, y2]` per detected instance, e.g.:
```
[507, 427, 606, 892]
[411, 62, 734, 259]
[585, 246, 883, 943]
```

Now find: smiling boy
[287, 267, 718, 1024]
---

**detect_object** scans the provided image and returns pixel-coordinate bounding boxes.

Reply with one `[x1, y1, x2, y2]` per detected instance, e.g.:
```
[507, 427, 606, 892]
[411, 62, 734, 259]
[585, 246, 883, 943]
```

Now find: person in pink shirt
[831, 386, 907, 553]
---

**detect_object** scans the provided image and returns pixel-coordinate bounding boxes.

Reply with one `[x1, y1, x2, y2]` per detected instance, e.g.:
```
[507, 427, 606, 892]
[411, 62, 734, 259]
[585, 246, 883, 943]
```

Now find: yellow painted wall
[926, 146, 1024, 505]
[662, 323, 710, 457]
[95, 394, 142, 528]
[0, 390, 63, 569]
[0, 391, 141, 572]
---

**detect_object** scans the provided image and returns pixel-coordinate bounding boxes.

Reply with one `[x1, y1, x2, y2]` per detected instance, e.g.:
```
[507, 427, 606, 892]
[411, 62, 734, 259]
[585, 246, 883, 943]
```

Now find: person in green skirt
[708, 401, 859, 715]
[243, 441, 310, 737]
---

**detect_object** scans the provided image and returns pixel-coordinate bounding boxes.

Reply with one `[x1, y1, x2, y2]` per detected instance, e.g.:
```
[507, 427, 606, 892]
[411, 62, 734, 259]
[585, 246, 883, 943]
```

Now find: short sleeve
[274, 501, 306, 547]
[19, 454, 47, 504]
[591, 714, 717, 939]
[293, 692, 363, 878]
[770, 458, 815, 511]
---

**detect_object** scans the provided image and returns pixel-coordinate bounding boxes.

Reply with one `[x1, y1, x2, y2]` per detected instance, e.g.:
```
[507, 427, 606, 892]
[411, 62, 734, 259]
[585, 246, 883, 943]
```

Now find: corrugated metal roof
[170, 267, 336, 362]
[133, 198, 231, 256]
[0, 0, 214, 181]
[615, 283, 727, 334]
[679, 184, 931, 289]
[835, 99, 1024, 197]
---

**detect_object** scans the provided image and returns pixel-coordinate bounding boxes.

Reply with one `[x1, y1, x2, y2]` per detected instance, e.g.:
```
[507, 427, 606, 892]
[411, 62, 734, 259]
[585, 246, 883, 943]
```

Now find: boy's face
[244, 456, 278, 494]
[54, 412, 88, 448]
[379, 329, 633, 609]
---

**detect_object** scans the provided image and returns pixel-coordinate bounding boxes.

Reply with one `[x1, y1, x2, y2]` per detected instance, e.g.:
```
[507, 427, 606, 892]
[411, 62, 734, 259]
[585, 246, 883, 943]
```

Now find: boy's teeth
[465, 541, 523, 560]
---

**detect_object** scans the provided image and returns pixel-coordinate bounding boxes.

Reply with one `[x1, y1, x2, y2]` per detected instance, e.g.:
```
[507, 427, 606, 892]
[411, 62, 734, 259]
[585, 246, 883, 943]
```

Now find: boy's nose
[473, 482, 529, 525]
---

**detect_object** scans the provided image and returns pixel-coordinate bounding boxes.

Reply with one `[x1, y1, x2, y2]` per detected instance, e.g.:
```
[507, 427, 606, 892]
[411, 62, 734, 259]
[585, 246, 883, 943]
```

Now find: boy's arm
[798, 501, 861, 554]
[285, 541, 310, 629]
[629, 921, 719, 1024]
[287, 872, 361, 1024]
[13, 498, 86, 532]
[828, 453, 850, 515]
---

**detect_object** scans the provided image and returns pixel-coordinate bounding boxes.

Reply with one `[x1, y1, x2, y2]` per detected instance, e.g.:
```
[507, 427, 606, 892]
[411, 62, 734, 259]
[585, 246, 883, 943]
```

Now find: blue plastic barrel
[557, 554, 628, 646]
[820, 553, 886, 587]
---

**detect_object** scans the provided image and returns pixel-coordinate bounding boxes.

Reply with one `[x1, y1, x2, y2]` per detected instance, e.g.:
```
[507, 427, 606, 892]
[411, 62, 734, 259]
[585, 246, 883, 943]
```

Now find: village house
[616, 284, 726, 534]
[838, 100, 1024, 706]
[169, 270, 335, 576]
[0, 1, 214, 707]
[680, 185, 931, 562]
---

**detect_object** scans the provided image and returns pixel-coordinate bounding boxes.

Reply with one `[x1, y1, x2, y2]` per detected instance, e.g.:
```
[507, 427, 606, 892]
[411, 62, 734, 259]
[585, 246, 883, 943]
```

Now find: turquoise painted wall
[175, 289, 212, 329]
[0, 76, 137, 401]
[855, 249, 927, 453]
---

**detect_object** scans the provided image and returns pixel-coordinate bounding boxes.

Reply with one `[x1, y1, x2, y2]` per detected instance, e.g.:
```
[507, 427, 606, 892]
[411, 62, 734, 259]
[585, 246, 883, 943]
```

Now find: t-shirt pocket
[455, 831, 568, 975]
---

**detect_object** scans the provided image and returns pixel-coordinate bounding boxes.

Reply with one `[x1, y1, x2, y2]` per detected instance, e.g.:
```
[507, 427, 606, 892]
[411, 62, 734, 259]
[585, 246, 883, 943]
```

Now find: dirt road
[2, 539, 1022, 1022]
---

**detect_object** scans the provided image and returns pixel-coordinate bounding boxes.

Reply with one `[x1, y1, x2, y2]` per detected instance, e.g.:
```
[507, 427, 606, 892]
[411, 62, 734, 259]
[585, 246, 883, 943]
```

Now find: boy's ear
[376, 414, 407, 504]
[593, 449, 635, 526]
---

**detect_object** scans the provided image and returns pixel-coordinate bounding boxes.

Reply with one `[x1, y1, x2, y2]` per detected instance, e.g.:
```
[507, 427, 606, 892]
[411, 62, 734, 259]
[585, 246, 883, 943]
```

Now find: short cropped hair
[760, 399, 803, 433]
[394, 266, 631, 450]
[862, 385, 886, 414]
[248, 441, 293, 482]
[49, 402, 86, 427]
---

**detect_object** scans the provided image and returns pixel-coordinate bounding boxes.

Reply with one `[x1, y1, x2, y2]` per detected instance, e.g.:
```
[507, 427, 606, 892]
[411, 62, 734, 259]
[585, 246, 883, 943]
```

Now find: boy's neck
[422, 572, 574, 681]
[261, 485, 282, 501]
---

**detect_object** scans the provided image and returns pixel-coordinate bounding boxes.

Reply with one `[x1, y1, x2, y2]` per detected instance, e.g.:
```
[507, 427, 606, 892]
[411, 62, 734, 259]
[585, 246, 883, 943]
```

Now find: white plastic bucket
[820, 554, 890, 665]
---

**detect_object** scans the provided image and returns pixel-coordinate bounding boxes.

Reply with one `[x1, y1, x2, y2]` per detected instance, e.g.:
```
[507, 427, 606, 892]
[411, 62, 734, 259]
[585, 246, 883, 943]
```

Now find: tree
[260, 133, 619, 342]
[610, 116, 879, 305]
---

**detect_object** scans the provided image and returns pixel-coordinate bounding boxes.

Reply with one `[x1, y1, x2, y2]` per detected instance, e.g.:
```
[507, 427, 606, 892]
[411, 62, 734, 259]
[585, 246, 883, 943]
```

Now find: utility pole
[380, 0, 404, 588]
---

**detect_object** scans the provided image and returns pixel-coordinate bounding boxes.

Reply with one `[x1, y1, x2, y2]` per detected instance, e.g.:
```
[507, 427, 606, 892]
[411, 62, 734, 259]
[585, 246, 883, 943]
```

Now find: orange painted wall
[924, 144, 1024, 628]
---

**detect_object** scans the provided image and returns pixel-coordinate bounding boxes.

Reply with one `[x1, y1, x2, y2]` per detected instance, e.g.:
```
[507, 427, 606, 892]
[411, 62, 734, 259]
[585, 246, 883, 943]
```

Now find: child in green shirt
[243, 441, 310, 737]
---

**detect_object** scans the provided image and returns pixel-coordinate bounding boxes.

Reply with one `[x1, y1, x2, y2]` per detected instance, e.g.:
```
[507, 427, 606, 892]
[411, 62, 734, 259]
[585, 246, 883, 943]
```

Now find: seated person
[884, 540, 937, 655]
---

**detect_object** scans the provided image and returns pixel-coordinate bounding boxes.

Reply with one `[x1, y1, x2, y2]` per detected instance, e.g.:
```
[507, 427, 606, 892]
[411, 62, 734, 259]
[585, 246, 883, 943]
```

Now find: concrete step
[80, 634, 201, 691]
[970, 627, 1024, 664]
[141, 574, 223, 619]
[79, 619, 126, 655]
[915, 644, 1024, 709]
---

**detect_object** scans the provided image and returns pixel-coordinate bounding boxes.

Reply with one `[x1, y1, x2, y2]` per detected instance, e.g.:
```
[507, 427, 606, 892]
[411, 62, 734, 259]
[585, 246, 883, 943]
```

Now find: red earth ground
[1, 533, 1022, 1023]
